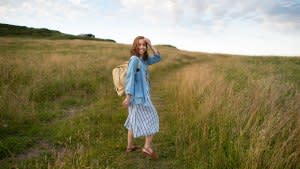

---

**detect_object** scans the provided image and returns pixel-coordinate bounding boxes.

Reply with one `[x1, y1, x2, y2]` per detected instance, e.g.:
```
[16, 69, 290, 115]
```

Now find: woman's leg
[143, 134, 158, 159]
[127, 130, 134, 148]
[144, 135, 153, 149]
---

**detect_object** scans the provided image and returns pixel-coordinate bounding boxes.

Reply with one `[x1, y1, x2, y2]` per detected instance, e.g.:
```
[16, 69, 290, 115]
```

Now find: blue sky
[1, 0, 300, 56]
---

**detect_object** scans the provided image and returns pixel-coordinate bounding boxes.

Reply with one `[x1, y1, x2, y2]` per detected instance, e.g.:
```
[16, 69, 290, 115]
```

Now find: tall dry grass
[163, 57, 300, 168]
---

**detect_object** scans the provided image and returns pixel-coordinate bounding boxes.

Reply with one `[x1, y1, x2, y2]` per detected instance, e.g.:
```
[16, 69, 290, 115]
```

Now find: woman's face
[137, 39, 147, 56]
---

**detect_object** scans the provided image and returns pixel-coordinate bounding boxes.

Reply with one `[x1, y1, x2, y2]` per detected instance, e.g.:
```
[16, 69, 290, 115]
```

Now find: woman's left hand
[122, 95, 131, 108]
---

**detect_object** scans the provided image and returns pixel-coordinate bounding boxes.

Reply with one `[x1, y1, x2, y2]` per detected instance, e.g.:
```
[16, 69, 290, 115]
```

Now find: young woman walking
[122, 36, 162, 160]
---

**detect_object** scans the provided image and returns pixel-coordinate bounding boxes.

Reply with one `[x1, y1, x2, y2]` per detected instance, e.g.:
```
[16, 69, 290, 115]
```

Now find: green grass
[0, 37, 299, 169]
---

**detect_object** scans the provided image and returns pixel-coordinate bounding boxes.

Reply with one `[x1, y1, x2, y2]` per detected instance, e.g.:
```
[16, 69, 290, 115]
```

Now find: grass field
[0, 37, 299, 169]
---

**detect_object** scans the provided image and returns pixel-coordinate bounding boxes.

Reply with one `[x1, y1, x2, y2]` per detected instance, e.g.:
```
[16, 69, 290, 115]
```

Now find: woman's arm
[144, 38, 162, 65]
[123, 57, 138, 108]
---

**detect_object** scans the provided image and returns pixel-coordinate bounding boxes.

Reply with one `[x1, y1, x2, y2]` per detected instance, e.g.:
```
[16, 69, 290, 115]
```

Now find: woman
[122, 36, 162, 160]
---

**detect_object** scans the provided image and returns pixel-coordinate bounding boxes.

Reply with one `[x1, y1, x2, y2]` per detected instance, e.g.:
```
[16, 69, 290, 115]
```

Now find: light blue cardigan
[125, 54, 162, 106]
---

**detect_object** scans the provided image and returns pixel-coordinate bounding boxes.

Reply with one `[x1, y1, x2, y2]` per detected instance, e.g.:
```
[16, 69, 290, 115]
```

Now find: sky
[0, 0, 300, 56]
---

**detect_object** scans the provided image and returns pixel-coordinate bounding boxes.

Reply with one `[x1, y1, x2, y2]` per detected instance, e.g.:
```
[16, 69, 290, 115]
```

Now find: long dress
[124, 66, 159, 138]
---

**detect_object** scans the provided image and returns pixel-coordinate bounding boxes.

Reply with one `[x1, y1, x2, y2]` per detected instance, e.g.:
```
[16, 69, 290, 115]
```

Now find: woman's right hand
[144, 37, 159, 55]
[144, 37, 152, 47]
[122, 95, 131, 108]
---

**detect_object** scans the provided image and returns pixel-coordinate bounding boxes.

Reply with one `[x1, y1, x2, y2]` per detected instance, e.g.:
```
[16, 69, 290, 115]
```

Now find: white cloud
[0, 5, 8, 17]
[2, 0, 299, 32]
[185, 0, 300, 31]
[112, 0, 300, 34]
[117, 0, 184, 25]
[0, 0, 299, 55]
[0, 0, 95, 22]
[68, 0, 82, 5]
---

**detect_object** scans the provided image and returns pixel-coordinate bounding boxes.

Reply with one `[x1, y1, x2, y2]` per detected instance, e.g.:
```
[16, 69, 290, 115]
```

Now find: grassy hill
[0, 31, 299, 168]
[0, 23, 116, 42]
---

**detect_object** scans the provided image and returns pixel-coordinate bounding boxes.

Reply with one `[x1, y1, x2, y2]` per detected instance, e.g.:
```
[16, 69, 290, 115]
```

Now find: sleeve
[125, 57, 139, 95]
[146, 53, 162, 65]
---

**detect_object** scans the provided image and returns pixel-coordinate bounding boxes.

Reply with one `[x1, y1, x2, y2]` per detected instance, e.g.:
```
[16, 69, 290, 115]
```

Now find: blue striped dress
[124, 90, 159, 138]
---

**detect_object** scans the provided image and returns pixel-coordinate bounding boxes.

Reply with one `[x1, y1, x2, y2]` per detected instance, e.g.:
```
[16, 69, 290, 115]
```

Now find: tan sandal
[126, 145, 140, 153]
[142, 147, 158, 160]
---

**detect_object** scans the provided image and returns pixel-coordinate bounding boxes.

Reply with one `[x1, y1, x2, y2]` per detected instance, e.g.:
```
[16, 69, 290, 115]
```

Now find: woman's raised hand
[144, 38, 152, 47]
[144, 37, 159, 55]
